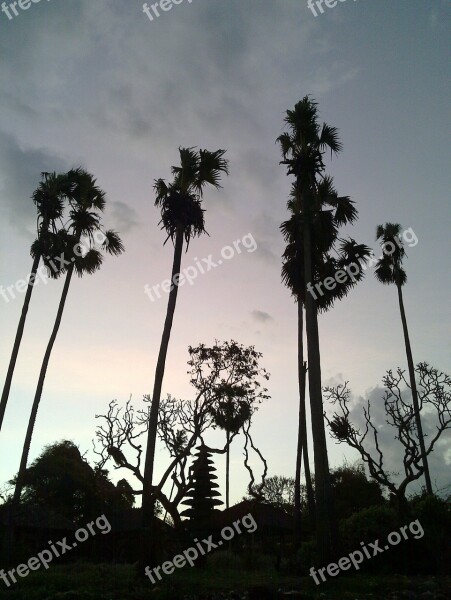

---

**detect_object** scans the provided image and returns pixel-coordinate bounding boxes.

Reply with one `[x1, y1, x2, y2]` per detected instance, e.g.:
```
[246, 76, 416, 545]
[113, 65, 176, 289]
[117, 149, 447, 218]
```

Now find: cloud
[251, 310, 274, 323]
[0, 131, 69, 238]
[107, 201, 139, 233]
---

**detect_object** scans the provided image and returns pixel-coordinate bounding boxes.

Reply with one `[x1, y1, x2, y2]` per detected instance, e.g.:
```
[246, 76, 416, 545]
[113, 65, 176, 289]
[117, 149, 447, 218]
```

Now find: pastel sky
[0, 0, 450, 506]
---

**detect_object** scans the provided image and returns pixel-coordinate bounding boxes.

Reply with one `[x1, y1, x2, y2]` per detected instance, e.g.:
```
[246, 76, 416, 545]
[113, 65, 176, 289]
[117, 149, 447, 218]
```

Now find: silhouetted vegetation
[0, 98, 449, 599]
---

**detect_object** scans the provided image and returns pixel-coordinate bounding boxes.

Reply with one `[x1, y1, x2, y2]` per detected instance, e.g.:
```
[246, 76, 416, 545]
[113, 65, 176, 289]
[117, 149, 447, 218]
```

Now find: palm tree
[0, 172, 70, 434]
[375, 223, 432, 494]
[281, 211, 314, 537]
[210, 394, 252, 509]
[142, 148, 229, 536]
[11, 169, 124, 511]
[281, 178, 370, 547]
[277, 97, 366, 561]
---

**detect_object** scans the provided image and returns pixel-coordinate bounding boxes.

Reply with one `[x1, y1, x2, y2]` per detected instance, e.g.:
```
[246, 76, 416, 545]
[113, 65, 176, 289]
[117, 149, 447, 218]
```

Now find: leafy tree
[330, 464, 384, 520]
[375, 222, 432, 494]
[0, 171, 71, 433]
[248, 467, 383, 521]
[12, 169, 124, 512]
[278, 97, 370, 561]
[209, 395, 251, 509]
[142, 148, 229, 539]
[247, 475, 296, 514]
[189, 340, 269, 508]
[7, 440, 133, 524]
[95, 341, 269, 528]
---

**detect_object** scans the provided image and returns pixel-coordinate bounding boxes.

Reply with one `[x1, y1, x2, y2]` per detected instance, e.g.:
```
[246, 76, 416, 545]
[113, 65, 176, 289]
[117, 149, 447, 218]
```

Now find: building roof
[203, 499, 295, 534]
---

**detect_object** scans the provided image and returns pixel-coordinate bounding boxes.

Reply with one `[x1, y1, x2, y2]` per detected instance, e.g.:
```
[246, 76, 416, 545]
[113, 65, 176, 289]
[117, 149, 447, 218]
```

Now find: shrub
[339, 504, 399, 553]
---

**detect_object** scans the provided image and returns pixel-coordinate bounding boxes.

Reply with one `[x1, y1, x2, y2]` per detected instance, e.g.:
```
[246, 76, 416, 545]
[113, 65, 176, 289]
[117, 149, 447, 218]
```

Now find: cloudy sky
[0, 0, 449, 505]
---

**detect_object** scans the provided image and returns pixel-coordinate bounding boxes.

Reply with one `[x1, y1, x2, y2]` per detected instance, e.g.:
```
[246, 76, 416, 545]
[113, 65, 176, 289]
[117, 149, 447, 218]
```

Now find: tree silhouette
[8, 440, 133, 524]
[210, 389, 251, 509]
[0, 171, 71, 434]
[141, 148, 228, 548]
[375, 223, 432, 494]
[11, 168, 124, 513]
[277, 97, 369, 562]
[325, 363, 450, 514]
[281, 178, 370, 544]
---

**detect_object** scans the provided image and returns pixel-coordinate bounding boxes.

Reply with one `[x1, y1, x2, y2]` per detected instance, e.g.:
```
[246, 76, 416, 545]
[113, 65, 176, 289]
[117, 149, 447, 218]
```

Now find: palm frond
[102, 230, 124, 256]
[319, 123, 342, 155]
[194, 148, 229, 194]
[74, 248, 103, 277]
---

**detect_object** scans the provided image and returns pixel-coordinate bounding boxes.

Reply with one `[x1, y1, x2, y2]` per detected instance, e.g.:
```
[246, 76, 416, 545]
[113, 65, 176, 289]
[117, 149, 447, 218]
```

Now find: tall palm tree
[11, 169, 124, 511]
[375, 223, 432, 494]
[281, 179, 370, 547]
[0, 172, 70, 434]
[278, 97, 366, 561]
[142, 148, 228, 536]
[210, 394, 251, 509]
[281, 212, 315, 537]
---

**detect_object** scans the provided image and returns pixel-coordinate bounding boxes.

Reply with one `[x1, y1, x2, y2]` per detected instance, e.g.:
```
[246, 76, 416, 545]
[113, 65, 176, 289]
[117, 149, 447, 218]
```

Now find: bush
[407, 494, 451, 575]
[339, 504, 399, 553]
[291, 540, 316, 575]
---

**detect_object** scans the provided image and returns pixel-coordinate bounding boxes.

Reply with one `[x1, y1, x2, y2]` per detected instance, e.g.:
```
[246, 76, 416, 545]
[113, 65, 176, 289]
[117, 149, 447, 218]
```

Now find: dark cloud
[251, 310, 273, 323]
[0, 131, 68, 238]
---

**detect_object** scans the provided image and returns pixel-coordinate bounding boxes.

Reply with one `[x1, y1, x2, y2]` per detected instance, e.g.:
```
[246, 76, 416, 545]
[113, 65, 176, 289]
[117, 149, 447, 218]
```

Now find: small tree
[324, 363, 450, 515]
[7, 440, 133, 524]
[188, 340, 270, 506]
[94, 341, 270, 527]
[245, 475, 296, 514]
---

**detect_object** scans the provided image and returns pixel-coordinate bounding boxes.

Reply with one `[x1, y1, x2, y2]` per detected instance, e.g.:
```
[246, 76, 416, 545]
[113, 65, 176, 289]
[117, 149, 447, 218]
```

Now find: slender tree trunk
[397, 284, 432, 494]
[226, 429, 230, 509]
[0, 252, 42, 433]
[294, 299, 312, 547]
[303, 424, 315, 527]
[11, 266, 74, 513]
[141, 225, 184, 568]
[302, 194, 333, 564]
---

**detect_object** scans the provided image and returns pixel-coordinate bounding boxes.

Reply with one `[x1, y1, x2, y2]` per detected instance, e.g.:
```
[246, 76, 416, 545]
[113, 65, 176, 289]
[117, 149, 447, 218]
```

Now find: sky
[0, 0, 450, 507]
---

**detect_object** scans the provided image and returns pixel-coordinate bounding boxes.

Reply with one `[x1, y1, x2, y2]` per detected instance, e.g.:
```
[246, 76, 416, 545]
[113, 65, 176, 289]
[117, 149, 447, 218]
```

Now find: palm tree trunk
[141, 224, 184, 561]
[11, 265, 74, 513]
[302, 198, 333, 564]
[303, 421, 315, 526]
[397, 284, 432, 494]
[226, 429, 230, 509]
[0, 252, 41, 433]
[294, 299, 312, 546]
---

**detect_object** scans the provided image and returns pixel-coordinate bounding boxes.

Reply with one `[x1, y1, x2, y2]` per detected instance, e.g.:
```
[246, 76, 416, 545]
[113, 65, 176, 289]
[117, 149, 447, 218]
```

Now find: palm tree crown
[375, 223, 407, 287]
[154, 147, 229, 246]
